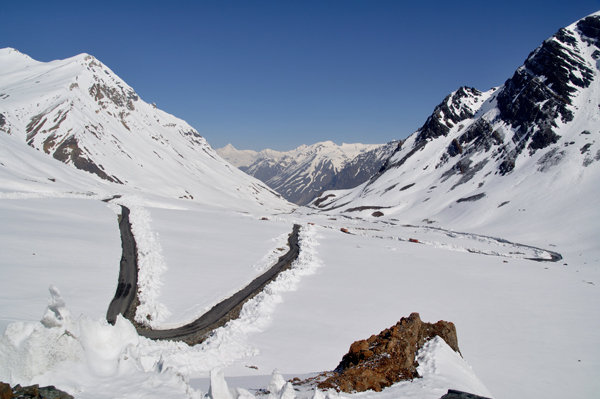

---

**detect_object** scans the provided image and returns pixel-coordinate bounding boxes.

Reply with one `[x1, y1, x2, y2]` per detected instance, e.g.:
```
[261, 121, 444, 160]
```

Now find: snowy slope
[0, 48, 292, 213]
[218, 141, 394, 205]
[310, 14, 600, 235]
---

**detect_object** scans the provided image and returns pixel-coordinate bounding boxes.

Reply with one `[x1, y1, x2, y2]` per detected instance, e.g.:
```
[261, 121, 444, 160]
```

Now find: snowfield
[0, 193, 598, 399]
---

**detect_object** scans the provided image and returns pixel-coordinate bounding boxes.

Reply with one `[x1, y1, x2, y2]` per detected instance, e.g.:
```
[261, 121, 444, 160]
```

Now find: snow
[136, 205, 295, 328]
[218, 141, 382, 172]
[217, 141, 384, 190]
[1, 173, 599, 398]
[0, 197, 121, 335]
[2, 12, 600, 399]
[0, 47, 293, 215]
[0, 209, 326, 398]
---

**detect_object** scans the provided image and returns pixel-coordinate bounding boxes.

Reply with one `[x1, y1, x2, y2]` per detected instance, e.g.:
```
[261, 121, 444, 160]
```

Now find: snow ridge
[115, 197, 171, 328]
[146, 223, 323, 375]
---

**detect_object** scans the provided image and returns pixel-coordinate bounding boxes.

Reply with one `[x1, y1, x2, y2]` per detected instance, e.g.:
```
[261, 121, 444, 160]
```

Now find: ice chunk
[277, 382, 295, 399]
[310, 388, 326, 399]
[267, 369, 286, 394]
[41, 285, 70, 328]
[207, 368, 233, 399]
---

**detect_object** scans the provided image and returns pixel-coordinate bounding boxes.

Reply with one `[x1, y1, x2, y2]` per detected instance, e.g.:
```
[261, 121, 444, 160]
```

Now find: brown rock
[0, 382, 12, 399]
[39, 385, 74, 399]
[318, 313, 460, 393]
[13, 384, 39, 398]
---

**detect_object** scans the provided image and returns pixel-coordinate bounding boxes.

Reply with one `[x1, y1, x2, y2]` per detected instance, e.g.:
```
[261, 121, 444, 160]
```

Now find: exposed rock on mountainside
[310, 13, 600, 227]
[318, 313, 460, 393]
[218, 141, 399, 205]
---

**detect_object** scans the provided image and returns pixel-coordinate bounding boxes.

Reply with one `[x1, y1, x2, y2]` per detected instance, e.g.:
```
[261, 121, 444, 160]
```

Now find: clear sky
[2, 1, 599, 151]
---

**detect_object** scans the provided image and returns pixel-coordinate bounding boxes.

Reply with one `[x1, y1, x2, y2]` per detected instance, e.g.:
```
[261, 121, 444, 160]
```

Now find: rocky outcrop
[318, 313, 460, 393]
[0, 382, 73, 399]
[440, 389, 492, 399]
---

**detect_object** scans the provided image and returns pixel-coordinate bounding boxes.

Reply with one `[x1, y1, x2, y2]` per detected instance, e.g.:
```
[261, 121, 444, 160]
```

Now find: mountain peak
[222, 140, 396, 205]
[312, 11, 600, 227]
[0, 50, 293, 212]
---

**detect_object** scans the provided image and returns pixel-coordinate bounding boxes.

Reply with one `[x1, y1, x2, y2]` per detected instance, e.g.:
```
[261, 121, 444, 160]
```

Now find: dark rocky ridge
[355, 14, 600, 203]
[415, 87, 484, 144]
[494, 17, 599, 174]
[52, 135, 123, 184]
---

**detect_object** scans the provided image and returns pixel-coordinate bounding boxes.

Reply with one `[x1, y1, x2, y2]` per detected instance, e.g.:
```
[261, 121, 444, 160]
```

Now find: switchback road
[106, 204, 301, 345]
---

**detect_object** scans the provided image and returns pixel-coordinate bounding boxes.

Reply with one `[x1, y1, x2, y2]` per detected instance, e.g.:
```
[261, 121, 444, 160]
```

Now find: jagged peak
[414, 86, 487, 145]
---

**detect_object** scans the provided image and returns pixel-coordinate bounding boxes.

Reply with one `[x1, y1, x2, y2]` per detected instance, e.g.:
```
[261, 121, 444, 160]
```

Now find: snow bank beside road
[147, 223, 324, 375]
[0, 224, 323, 398]
[110, 196, 171, 328]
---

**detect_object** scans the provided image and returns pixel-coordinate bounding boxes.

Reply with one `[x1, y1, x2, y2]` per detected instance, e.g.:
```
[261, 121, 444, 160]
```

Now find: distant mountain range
[2, 12, 599, 224]
[217, 141, 399, 205]
[306, 13, 600, 230]
[0, 48, 292, 213]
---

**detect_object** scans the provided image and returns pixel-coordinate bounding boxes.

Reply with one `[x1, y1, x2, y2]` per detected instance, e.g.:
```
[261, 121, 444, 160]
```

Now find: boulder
[318, 313, 460, 393]
[0, 382, 11, 399]
[0, 382, 73, 399]
[440, 389, 492, 399]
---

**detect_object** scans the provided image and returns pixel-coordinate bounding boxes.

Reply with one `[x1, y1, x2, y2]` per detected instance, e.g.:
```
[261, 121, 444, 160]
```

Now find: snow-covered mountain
[216, 143, 286, 169]
[310, 13, 600, 234]
[217, 141, 397, 205]
[0, 48, 292, 213]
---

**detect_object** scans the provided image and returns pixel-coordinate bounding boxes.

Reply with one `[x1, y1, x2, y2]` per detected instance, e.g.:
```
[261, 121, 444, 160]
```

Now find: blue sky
[2, 1, 599, 151]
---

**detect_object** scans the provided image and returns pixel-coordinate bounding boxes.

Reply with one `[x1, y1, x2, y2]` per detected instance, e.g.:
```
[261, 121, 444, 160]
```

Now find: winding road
[106, 203, 562, 345]
[106, 204, 301, 345]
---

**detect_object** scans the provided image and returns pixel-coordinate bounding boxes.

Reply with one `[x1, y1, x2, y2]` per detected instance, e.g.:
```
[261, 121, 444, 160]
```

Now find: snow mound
[0, 286, 196, 398]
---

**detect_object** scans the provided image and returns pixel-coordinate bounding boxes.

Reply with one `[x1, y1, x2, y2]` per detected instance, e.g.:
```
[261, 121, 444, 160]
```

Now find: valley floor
[0, 194, 598, 399]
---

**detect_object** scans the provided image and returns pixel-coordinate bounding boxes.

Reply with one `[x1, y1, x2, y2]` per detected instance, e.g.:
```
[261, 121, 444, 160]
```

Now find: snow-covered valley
[1, 10, 600, 399]
[1, 193, 598, 399]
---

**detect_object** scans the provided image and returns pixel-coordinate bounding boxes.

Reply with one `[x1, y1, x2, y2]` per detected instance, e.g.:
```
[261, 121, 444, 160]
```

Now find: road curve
[105, 202, 301, 345]
[138, 224, 300, 345]
[106, 205, 139, 325]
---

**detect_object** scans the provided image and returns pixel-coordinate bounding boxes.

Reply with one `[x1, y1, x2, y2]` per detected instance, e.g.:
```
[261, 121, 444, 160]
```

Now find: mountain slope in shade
[218, 141, 397, 205]
[309, 13, 600, 235]
[0, 48, 292, 212]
